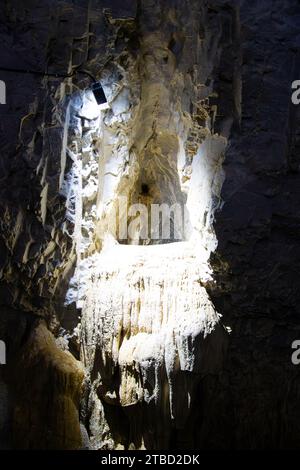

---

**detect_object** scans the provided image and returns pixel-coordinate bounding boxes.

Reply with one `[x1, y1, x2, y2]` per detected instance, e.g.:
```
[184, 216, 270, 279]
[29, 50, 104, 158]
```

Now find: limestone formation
[11, 321, 84, 449]
[0, 0, 300, 451]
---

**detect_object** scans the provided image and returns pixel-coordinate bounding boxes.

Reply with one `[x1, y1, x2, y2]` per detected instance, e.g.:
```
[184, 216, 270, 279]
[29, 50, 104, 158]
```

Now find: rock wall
[207, 0, 300, 449]
[0, 0, 299, 450]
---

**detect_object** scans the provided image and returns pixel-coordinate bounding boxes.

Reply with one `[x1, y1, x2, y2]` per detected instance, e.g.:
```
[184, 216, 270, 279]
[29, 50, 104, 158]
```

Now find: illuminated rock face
[0, 0, 249, 449]
[65, 81, 227, 447]
[81, 244, 227, 448]
[63, 2, 229, 448]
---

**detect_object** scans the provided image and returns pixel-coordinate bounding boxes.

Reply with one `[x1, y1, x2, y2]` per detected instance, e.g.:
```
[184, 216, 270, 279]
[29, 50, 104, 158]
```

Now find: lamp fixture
[91, 81, 109, 109]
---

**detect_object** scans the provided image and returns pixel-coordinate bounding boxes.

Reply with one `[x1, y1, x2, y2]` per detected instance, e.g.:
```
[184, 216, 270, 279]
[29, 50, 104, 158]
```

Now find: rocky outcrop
[10, 321, 84, 449]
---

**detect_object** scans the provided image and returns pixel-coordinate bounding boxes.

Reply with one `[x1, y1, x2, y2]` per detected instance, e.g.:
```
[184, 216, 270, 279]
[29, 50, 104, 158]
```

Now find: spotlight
[92, 81, 109, 110]
[0, 66, 111, 110]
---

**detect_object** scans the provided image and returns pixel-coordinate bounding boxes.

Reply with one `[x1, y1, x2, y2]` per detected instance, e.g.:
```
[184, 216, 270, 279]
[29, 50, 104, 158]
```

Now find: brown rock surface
[10, 321, 84, 449]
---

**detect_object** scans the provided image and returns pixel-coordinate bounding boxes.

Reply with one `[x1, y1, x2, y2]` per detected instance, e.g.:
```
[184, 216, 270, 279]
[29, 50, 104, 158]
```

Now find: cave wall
[0, 0, 299, 450]
[207, 0, 300, 449]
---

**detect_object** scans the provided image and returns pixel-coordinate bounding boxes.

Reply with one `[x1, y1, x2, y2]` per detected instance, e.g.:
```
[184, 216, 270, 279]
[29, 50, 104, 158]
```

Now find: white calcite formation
[81, 242, 226, 449]
[61, 4, 229, 450]
[63, 80, 228, 448]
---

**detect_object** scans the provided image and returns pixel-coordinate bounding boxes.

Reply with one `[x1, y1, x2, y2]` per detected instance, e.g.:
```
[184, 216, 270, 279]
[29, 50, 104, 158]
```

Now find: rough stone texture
[80, 244, 227, 449]
[0, 0, 299, 450]
[63, 0, 228, 450]
[10, 321, 84, 449]
[207, 0, 300, 450]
